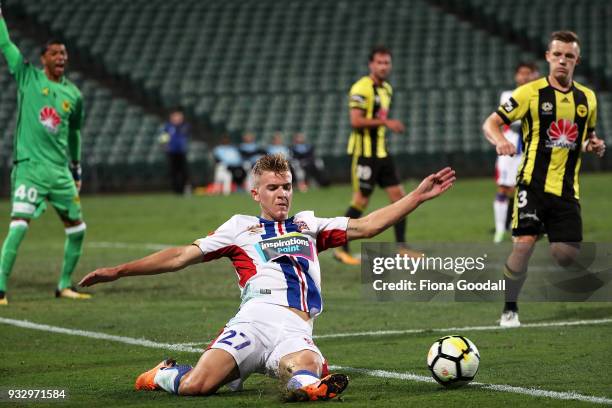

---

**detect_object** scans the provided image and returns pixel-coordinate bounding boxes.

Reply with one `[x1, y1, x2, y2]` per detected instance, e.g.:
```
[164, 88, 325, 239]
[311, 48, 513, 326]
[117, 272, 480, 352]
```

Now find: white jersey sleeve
[194, 216, 238, 261]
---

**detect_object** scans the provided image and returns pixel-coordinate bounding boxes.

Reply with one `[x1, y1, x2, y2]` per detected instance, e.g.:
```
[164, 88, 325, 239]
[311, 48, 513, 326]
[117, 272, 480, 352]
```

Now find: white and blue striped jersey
[194, 212, 349, 318]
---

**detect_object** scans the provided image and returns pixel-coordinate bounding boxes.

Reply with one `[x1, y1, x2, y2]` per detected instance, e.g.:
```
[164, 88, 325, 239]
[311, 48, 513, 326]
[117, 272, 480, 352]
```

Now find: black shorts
[351, 155, 400, 196]
[512, 183, 582, 242]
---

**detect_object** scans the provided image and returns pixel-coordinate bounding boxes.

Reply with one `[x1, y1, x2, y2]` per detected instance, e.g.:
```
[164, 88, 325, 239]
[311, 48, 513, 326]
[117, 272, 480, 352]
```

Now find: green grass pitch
[0, 174, 611, 407]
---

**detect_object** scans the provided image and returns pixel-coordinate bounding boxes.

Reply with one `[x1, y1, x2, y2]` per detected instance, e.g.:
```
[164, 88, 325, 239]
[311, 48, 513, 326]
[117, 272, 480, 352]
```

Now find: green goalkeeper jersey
[0, 17, 83, 168]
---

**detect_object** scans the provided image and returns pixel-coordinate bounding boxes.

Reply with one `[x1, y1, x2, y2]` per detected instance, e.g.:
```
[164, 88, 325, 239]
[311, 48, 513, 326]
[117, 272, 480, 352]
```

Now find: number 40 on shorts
[14, 184, 38, 202]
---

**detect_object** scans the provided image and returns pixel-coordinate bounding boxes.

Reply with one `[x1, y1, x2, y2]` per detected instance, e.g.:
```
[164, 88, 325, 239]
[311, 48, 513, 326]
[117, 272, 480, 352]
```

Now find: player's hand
[496, 139, 516, 156]
[385, 119, 405, 133]
[79, 267, 120, 287]
[585, 138, 606, 157]
[414, 167, 456, 202]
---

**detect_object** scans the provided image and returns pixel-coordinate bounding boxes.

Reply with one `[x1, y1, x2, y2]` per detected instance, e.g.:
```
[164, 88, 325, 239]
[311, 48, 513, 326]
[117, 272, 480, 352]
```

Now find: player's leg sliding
[493, 192, 509, 243]
[286, 371, 349, 402]
[56, 223, 90, 299]
[0, 220, 30, 305]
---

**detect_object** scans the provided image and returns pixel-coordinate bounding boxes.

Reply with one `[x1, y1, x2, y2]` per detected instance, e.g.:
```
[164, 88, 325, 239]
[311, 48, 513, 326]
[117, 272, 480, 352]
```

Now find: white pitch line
[314, 317, 612, 339]
[1, 317, 611, 405]
[330, 366, 612, 405]
[0, 317, 202, 354]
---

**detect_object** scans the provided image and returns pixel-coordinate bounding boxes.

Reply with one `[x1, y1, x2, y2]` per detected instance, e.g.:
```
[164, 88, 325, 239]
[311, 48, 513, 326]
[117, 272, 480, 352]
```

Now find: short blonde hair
[251, 154, 291, 187]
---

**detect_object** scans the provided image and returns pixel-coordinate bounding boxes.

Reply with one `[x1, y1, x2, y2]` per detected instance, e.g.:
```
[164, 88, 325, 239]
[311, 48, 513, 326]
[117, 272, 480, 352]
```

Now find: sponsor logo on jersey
[561, 97, 570, 104]
[42, 87, 49, 96]
[541, 102, 554, 113]
[546, 118, 578, 149]
[256, 232, 314, 262]
[39, 106, 61, 133]
[502, 97, 518, 113]
[62, 100, 71, 112]
[576, 104, 588, 118]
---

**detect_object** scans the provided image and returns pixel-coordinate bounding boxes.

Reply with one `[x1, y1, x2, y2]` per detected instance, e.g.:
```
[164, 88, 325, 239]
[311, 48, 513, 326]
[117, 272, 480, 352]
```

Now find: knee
[551, 245, 579, 267]
[280, 350, 323, 378]
[178, 371, 218, 396]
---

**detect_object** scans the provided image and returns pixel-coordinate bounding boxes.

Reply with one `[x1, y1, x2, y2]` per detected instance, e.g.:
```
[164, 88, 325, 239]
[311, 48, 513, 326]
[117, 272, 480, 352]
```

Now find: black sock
[503, 264, 527, 312]
[394, 218, 406, 243]
[343, 205, 363, 252]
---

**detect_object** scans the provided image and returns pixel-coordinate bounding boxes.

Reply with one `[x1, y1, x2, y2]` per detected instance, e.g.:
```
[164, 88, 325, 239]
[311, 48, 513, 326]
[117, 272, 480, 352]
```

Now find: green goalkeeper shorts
[10, 160, 82, 221]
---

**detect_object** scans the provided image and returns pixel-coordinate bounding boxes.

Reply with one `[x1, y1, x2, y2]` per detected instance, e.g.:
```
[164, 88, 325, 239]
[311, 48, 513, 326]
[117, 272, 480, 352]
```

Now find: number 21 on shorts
[14, 184, 38, 202]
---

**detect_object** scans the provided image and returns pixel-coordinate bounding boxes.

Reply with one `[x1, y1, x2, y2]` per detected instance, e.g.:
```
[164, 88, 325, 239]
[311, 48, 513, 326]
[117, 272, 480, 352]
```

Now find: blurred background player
[211, 134, 246, 195]
[335, 45, 418, 265]
[239, 131, 265, 170]
[493, 62, 539, 243]
[159, 106, 191, 195]
[79, 154, 455, 401]
[290, 132, 330, 192]
[0, 6, 89, 304]
[267, 132, 291, 158]
[483, 31, 606, 327]
[239, 132, 265, 188]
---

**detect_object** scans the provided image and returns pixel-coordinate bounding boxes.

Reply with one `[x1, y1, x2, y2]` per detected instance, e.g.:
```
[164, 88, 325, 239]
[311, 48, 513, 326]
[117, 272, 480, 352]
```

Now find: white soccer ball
[427, 335, 480, 387]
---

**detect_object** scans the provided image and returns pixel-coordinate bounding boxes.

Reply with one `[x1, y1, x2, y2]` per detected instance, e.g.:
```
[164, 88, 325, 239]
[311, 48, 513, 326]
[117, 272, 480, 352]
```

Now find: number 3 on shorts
[14, 184, 38, 202]
[217, 329, 252, 350]
[517, 190, 528, 208]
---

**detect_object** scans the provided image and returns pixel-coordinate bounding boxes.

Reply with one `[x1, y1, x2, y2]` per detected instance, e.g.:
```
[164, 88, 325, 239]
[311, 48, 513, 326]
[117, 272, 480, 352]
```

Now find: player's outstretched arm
[0, 5, 22, 70]
[482, 112, 516, 156]
[79, 245, 203, 287]
[347, 167, 455, 240]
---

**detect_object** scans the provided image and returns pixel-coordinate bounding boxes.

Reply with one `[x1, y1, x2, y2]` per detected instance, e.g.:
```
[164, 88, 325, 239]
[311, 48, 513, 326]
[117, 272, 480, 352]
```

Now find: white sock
[286, 370, 320, 391]
[494, 198, 508, 234]
[153, 365, 192, 394]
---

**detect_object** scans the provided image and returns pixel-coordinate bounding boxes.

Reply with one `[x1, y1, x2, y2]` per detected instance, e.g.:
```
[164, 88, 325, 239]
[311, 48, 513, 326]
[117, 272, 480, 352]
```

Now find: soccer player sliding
[80, 154, 455, 401]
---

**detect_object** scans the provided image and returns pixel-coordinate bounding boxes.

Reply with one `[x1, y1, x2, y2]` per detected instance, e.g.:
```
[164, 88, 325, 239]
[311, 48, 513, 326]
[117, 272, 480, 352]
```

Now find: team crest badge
[62, 100, 71, 112]
[39, 106, 61, 133]
[294, 220, 309, 232]
[546, 118, 578, 149]
[576, 104, 587, 118]
[246, 224, 265, 234]
[42, 87, 49, 96]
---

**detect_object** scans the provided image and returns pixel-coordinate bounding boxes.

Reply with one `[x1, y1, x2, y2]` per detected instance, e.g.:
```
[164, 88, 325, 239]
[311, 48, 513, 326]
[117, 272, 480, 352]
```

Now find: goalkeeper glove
[70, 161, 82, 192]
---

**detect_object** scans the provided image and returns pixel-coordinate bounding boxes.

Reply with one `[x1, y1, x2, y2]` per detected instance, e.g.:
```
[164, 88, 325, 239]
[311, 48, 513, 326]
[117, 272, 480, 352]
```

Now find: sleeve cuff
[496, 110, 511, 125]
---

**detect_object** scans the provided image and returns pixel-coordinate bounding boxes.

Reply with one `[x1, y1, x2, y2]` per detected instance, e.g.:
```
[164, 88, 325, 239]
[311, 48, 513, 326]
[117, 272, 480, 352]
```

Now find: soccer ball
[427, 335, 480, 387]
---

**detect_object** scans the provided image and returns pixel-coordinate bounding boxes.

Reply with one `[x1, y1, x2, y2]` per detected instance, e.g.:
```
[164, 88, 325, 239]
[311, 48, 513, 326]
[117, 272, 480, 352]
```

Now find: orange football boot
[134, 359, 176, 391]
[287, 373, 349, 402]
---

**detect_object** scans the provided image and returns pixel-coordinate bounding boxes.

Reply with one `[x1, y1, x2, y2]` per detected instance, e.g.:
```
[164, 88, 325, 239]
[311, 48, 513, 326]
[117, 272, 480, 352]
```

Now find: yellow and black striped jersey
[347, 76, 392, 158]
[496, 77, 597, 200]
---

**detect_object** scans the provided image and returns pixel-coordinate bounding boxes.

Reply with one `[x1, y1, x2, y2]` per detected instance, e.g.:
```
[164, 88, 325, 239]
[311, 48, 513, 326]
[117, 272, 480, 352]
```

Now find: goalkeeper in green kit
[0, 4, 90, 304]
